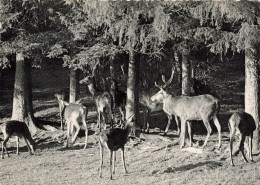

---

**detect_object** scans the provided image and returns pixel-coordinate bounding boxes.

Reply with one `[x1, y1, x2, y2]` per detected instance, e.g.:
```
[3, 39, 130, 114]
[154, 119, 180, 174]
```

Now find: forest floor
[1, 60, 260, 185]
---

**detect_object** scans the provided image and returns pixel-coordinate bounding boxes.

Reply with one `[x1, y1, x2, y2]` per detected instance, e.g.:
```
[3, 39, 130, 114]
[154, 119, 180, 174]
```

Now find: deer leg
[71, 123, 80, 146]
[142, 108, 149, 133]
[16, 136, 20, 155]
[83, 128, 88, 150]
[24, 138, 33, 155]
[145, 109, 150, 133]
[1, 136, 10, 159]
[112, 151, 116, 175]
[99, 142, 103, 178]
[213, 116, 222, 149]
[59, 105, 64, 130]
[238, 134, 248, 163]
[65, 122, 71, 148]
[187, 121, 192, 147]
[164, 114, 172, 136]
[109, 149, 113, 180]
[121, 147, 128, 174]
[248, 134, 253, 162]
[229, 123, 236, 166]
[180, 118, 187, 149]
[97, 111, 101, 132]
[202, 119, 212, 148]
[175, 115, 180, 135]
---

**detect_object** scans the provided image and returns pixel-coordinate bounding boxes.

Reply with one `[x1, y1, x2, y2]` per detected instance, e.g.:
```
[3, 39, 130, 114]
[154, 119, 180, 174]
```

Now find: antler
[162, 66, 175, 89]
[154, 65, 176, 89]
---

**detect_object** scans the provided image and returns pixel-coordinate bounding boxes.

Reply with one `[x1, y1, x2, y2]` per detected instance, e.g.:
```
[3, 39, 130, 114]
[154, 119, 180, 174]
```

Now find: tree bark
[110, 59, 116, 110]
[181, 51, 193, 146]
[125, 49, 140, 130]
[11, 53, 37, 133]
[182, 53, 191, 96]
[69, 68, 79, 103]
[245, 48, 259, 151]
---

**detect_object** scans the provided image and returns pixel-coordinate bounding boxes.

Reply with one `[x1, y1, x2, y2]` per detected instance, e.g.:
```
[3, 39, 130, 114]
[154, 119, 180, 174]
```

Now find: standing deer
[60, 100, 88, 149]
[54, 92, 66, 130]
[109, 79, 126, 125]
[79, 76, 113, 132]
[228, 112, 256, 166]
[99, 115, 134, 180]
[54, 91, 82, 130]
[151, 66, 222, 149]
[0, 120, 36, 159]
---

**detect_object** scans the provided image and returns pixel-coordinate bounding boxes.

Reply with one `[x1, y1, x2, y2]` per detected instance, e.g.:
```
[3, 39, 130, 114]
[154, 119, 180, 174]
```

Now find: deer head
[151, 65, 176, 102]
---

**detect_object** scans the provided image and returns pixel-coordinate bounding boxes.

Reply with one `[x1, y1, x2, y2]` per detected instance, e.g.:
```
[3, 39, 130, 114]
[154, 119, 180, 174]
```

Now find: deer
[99, 115, 134, 180]
[109, 78, 126, 125]
[79, 75, 113, 132]
[140, 90, 180, 135]
[0, 120, 36, 159]
[54, 92, 66, 130]
[59, 100, 88, 149]
[54, 91, 82, 130]
[228, 112, 256, 166]
[151, 65, 222, 149]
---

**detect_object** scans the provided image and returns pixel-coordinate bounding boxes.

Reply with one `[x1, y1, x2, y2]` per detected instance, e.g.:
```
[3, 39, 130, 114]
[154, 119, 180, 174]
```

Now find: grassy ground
[1, 59, 260, 185]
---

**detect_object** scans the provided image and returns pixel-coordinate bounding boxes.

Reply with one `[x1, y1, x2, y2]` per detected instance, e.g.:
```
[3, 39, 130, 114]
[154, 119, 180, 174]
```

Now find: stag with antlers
[79, 74, 114, 132]
[151, 65, 222, 149]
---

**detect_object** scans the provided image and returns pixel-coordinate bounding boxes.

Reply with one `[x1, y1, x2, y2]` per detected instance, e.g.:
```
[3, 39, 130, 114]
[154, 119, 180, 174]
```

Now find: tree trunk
[11, 53, 37, 133]
[110, 59, 116, 110]
[181, 52, 192, 146]
[69, 68, 79, 103]
[245, 48, 259, 151]
[125, 49, 140, 131]
[182, 53, 191, 96]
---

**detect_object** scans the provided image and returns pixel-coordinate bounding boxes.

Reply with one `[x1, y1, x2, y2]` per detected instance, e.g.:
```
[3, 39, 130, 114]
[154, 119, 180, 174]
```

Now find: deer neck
[162, 93, 171, 104]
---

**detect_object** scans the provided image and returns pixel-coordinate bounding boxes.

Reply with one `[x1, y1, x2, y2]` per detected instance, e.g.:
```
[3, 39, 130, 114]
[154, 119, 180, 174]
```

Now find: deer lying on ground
[79, 75, 113, 132]
[59, 100, 88, 149]
[151, 66, 222, 149]
[228, 112, 256, 166]
[0, 120, 36, 159]
[99, 115, 134, 180]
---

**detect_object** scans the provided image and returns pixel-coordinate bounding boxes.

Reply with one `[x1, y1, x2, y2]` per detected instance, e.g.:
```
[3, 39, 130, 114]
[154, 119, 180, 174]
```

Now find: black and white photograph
[0, 0, 260, 184]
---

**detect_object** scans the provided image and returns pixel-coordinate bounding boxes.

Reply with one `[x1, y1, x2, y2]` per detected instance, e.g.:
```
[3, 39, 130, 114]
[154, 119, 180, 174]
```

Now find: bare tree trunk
[11, 53, 37, 133]
[245, 48, 259, 151]
[126, 49, 140, 131]
[182, 53, 191, 96]
[69, 68, 79, 103]
[110, 59, 116, 110]
[181, 51, 193, 146]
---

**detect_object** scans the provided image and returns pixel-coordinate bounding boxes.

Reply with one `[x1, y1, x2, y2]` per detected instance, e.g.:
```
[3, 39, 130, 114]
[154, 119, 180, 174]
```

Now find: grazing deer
[79, 76, 113, 132]
[140, 91, 180, 135]
[0, 120, 36, 159]
[99, 115, 134, 180]
[228, 112, 256, 166]
[151, 66, 222, 149]
[60, 100, 88, 149]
